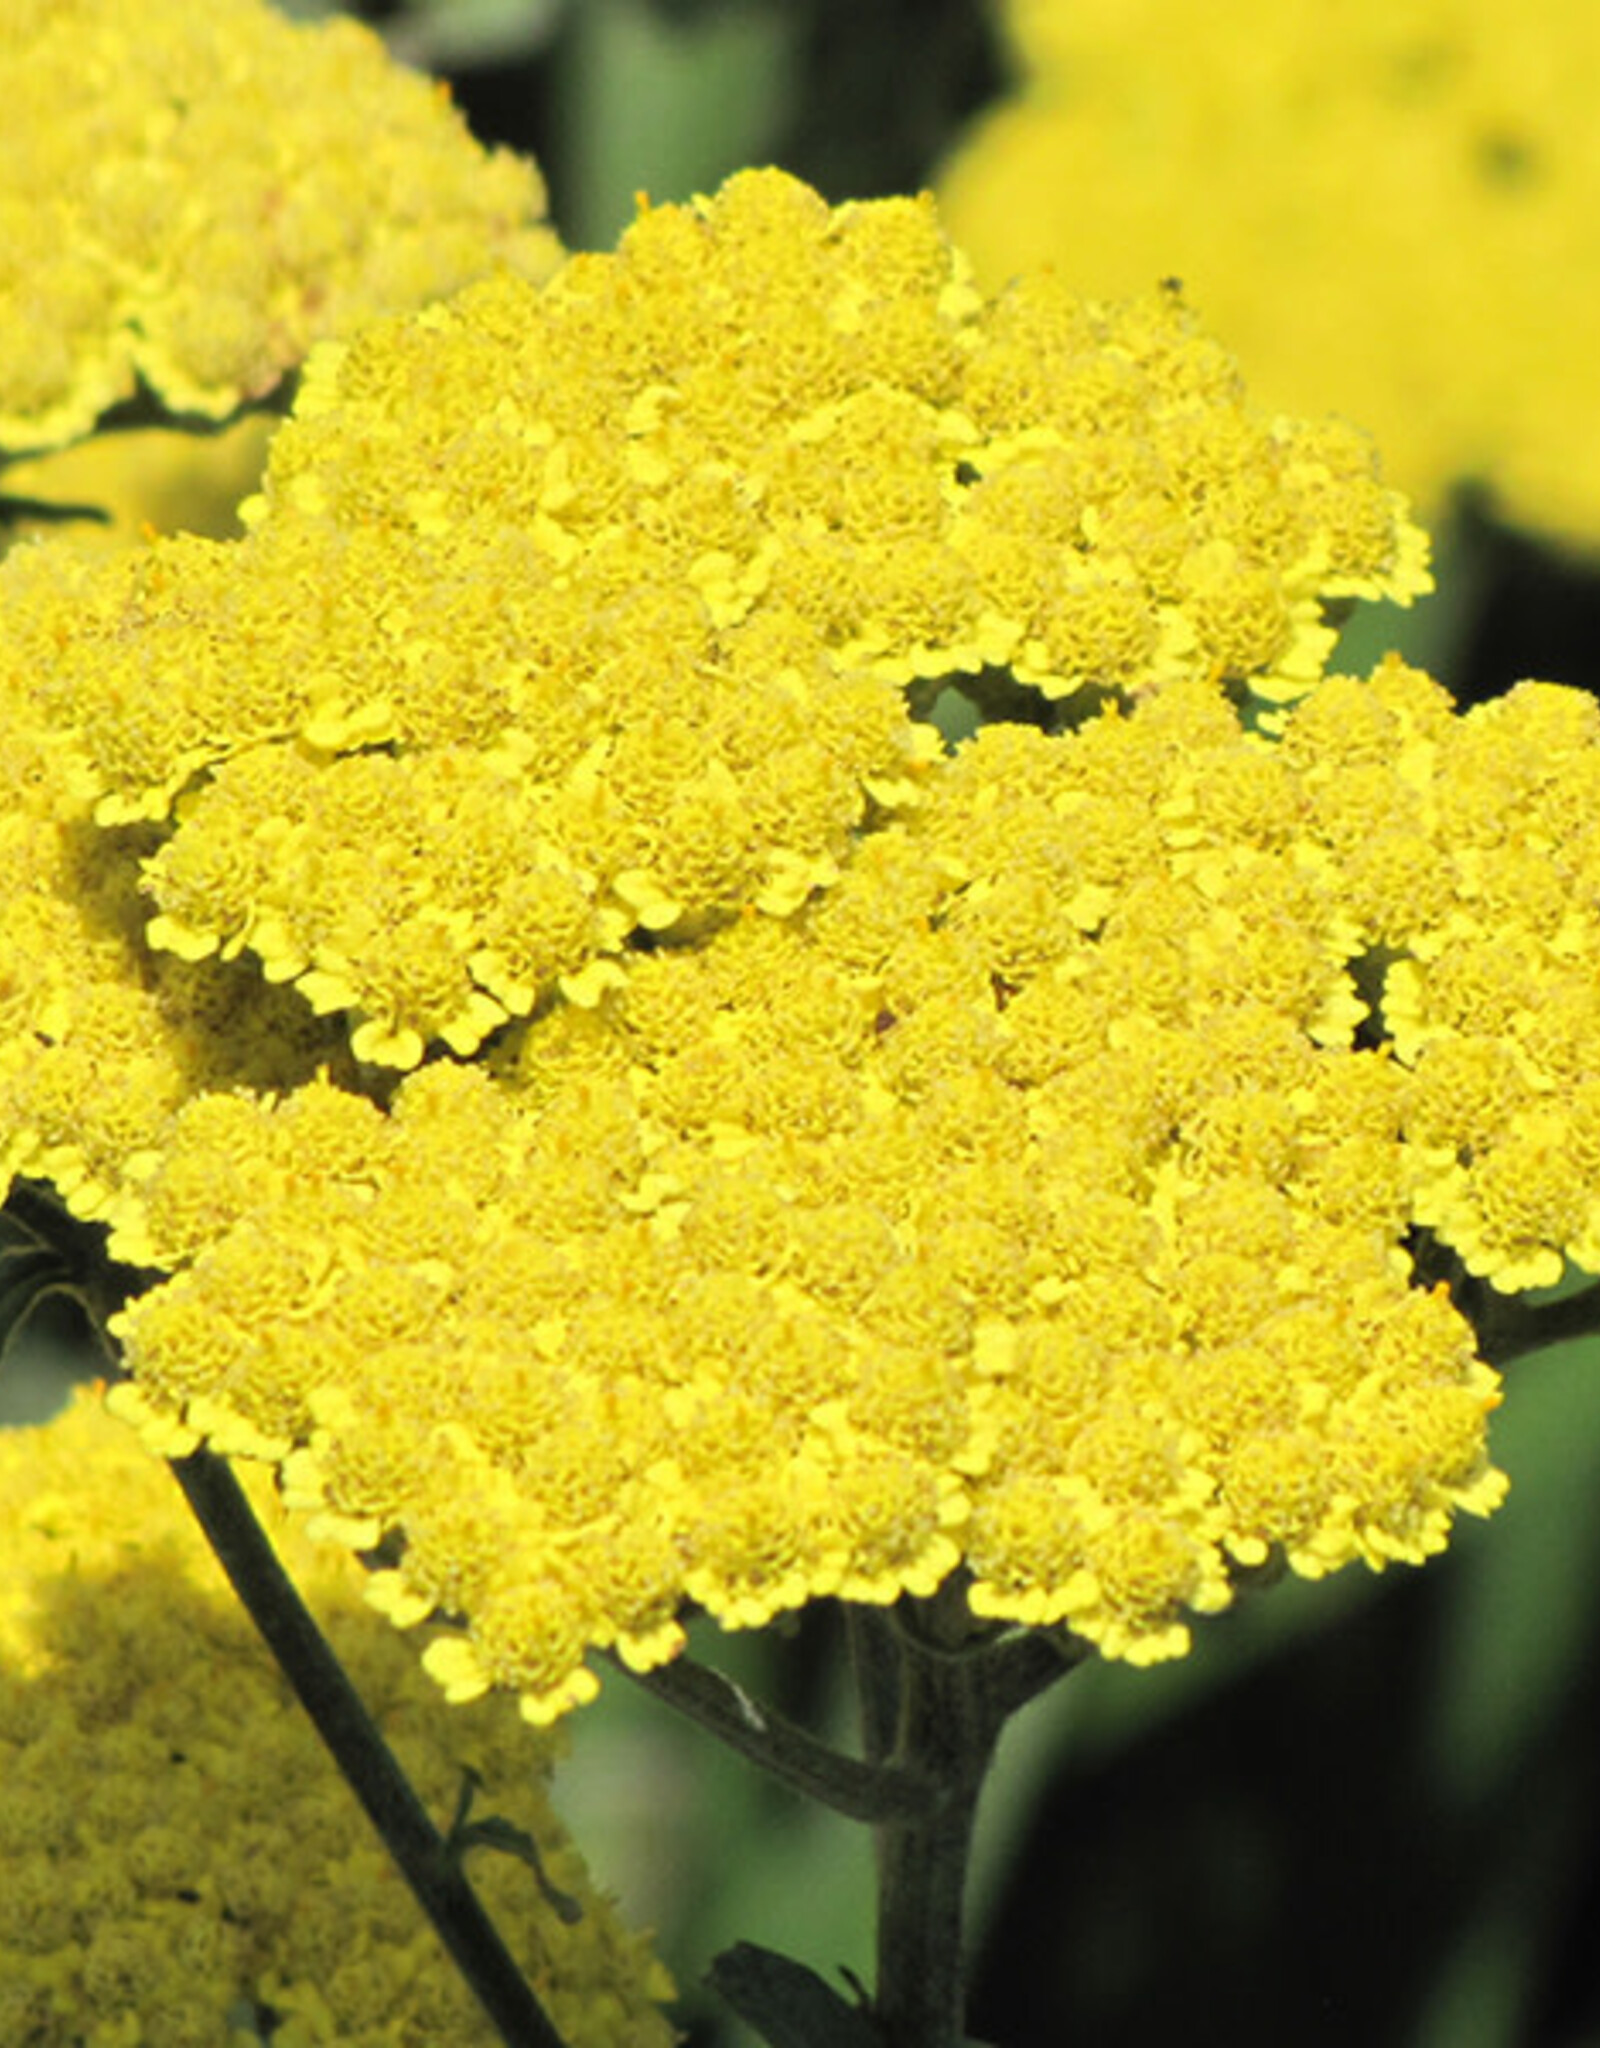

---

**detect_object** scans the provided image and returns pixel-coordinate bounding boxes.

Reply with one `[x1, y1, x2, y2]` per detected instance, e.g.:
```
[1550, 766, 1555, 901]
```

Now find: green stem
[846, 1603, 903, 1767]
[168, 1446, 570, 2048]
[608, 1646, 931, 1823]
[1473, 1276, 1600, 1365]
[859, 1587, 1041, 2048]
[985, 1624, 1090, 1717]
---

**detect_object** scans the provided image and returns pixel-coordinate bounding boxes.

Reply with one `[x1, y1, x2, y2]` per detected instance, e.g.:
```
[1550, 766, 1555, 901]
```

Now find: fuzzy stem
[168, 1445, 569, 2048]
[859, 1589, 1022, 2048]
[609, 1647, 931, 1823]
[847, 1602, 904, 1767]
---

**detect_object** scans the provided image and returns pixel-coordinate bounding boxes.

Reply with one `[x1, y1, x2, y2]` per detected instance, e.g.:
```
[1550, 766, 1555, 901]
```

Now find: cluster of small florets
[0, 1390, 674, 2047]
[106, 661, 1539, 1720]
[939, 0, 1600, 546]
[0, 548, 351, 1231]
[16, 167, 1426, 1077]
[10, 169, 1589, 1730]
[1301, 671, 1600, 1290]
[0, 0, 558, 460]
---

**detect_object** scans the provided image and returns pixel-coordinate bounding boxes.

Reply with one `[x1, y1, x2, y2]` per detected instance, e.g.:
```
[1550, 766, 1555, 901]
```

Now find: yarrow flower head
[0, 547, 356, 1233]
[938, 0, 1600, 547]
[5, 169, 1579, 1732]
[0, 1388, 674, 2047]
[0, 0, 559, 461]
[99, 654, 1538, 1718]
[12, 167, 1426, 1085]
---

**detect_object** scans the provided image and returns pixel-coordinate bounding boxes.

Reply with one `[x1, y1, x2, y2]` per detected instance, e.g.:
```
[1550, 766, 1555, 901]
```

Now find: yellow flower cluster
[0, 545, 352, 1232]
[18, 168, 1426, 1073]
[107, 662, 1540, 1721]
[939, 0, 1600, 547]
[1307, 671, 1600, 1291]
[0, 0, 559, 461]
[0, 1390, 674, 2047]
[7, 168, 1581, 1724]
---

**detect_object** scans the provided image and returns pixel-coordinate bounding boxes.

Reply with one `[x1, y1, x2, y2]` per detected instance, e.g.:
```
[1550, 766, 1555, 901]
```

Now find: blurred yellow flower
[1, 417, 274, 555]
[939, 0, 1600, 548]
[0, 0, 559, 460]
[0, 1388, 674, 2047]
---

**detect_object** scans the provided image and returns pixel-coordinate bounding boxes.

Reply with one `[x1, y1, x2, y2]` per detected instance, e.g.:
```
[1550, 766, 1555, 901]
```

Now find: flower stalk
[167, 1444, 572, 2048]
[612, 1646, 933, 1824]
[854, 1586, 1068, 2048]
[1468, 1277, 1600, 1368]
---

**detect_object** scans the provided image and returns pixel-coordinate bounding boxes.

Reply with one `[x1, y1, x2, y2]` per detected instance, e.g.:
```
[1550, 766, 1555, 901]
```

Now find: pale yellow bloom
[0, 0, 558, 459]
[0, 1389, 674, 2046]
[940, 0, 1600, 547]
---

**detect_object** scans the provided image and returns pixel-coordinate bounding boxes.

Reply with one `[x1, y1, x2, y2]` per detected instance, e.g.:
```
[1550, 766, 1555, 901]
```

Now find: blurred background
[8, 2, 1600, 2041]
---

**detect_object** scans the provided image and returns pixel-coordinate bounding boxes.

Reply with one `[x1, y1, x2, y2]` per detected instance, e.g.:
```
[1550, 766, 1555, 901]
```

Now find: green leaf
[708, 1941, 884, 2048]
[444, 1765, 583, 1924]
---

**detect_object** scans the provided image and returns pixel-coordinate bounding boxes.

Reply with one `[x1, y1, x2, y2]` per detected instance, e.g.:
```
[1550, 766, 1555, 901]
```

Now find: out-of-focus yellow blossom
[0, 1388, 675, 2048]
[938, 0, 1600, 548]
[107, 669, 1520, 1720]
[14, 169, 1426, 1072]
[0, 0, 559, 461]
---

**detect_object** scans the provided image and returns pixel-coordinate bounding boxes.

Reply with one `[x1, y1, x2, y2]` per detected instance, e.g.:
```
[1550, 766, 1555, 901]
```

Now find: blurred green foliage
[548, 0, 801, 250]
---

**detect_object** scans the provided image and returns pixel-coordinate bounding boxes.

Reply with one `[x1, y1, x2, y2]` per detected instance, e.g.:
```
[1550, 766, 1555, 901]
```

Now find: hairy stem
[847, 1603, 904, 1767]
[858, 1588, 1056, 2048]
[609, 1646, 932, 1823]
[169, 1446, 569, 2048]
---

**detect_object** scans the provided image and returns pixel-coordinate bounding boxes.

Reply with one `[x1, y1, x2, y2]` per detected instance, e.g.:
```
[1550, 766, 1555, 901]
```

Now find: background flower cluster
[937, 0, 1600, 551]
[0, 1390, 673, 2048]
[0, 0, 557, 456]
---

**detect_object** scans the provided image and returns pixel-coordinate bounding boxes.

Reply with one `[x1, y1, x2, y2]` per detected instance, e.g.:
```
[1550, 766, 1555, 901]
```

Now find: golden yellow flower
[107, 674, 1515, 1722]
[0, 545, 356, 1234]
[11, 171, 1583, 1739]
[12, 171, 1425, 1079]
